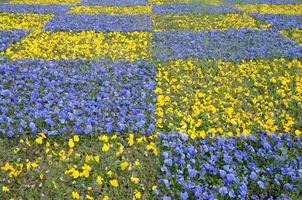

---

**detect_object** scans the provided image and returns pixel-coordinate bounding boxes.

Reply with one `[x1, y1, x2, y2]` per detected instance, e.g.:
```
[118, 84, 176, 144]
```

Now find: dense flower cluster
[0, 133, 159, 199]
[44, 14, 152, 32]
[69, 5, 152, 15]
[153, 3, 241, 15]
[0, 4, 71, 14]
[0, 0, 302, 198]
[80, 0, 149, 6]
[10, 0, 80, 5]
[158, 132, 302, 199]
[153, 29, 302, 61]
[0, 30, 28, 51]
[223, 0, 299, 4]
[155, 59, 302, 138]
[281, 29, 302, 45]
[4, 30, 152, 61]
[152, 13, 270, 32]
[0, 12, 53, 30]
[0, 60, 156, 136]
[150, 0, 223, 6]
[251, 14, 302, 30]
[235, 4, 302, 15]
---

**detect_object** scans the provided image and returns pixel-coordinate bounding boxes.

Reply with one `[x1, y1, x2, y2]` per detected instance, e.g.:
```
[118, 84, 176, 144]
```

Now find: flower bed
[158, 132, 302, 199]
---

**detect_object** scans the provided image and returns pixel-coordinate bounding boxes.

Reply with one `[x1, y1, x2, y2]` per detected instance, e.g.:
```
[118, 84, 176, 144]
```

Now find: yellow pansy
[72, 191, 80, 199]
[110, 179, 119, 187]
[120, 161, 129, 171]
[102, 143, 110, 152]
[2, 186, 9, 192]
[73, 135, 80, 142]
[68, 139, 75, 148]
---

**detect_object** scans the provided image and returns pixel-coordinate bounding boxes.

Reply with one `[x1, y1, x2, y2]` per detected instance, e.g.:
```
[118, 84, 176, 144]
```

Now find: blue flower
[219, 187, 228, 196]
[80, 0, 148, 6]
[250, 172, 258, 181]
[164, 159, 173, 167]
[223, 154, 232, 164]
[257, 181, 265, 189]
[0, 60, 156, 136]
[84, 124, 93, 134]
[228, 189, 235, 198]
[0, 4, 71, 14]
[0, 30, 28, 52]
[188, 169, 197, 178]
[180, 191, 188, 200]
[226, 173, 237, 183]
[44, 14, 152, 32]
[153, 30, 302, 62]
[239, 183, 247, 196]
[283, 183, 294, 191]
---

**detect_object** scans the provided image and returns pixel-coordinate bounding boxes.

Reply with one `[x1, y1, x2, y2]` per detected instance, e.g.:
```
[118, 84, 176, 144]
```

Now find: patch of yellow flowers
[69, 5, 152, 15]
[4, 30, 152, 61]
[10, 0, 80, 5]
[152, 13, 271, 32]
[156, 58, 302, 139]
[150, 0, 222, 6]
[0, 13, 53, 30]
[280, 29, 302, 45]
[235, 4, 302, 15]
[0, 133, 158, 199]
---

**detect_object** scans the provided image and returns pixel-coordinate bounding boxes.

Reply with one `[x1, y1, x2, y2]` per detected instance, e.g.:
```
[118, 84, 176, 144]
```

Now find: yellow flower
[130, 176, 140, 184]
[86, 194, 93, 200]
[73, 135, 80, 142]
[134, 160, 140, 166]
[295, 129, 301, 136]
[72, 191, 80, 199]
[199, 131, 206, 139]
[82, 170, 90, 178]
[94, 155, 100, 162]
[99, 135, 109, 142]
[35, 137, 43, 145]
[85, 155, 92, 163]
[68, 139, 75, 148]
[96, 176, 104, 185]
[72, 170, 80, 179]
[110, 179, 119, 187]
[102, 196, 109, 200]
[82, 164, 92, 172]
[120, 161, 129, 171]
[116, 144, 124, 157]
[127, 134, 134, 146]
[134, 190, 142, 199]
[39, 132, 46, 138]
[2, 186, 9, 192]
[107, 170, 113, 177]
[242, 129, 249, 136]
[102, 143, 110, 152]
[152, 185, 158, 191]
[111, 134, 117, 140]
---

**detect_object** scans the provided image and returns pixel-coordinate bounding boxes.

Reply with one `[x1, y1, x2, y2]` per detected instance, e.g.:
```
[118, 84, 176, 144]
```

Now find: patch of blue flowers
[0, 30, 28, 52]
[79, 0, 149, 6]
[0, 4, 71, 14]
[153, 3, 241, 15]
[44, 14, 152, 32]
[251, 14, 302, 30]
[153, 29, 302, 61]
[157, 132, 302, 199]
[223, 0, 299, 4]
[0, 59, 156, 136]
